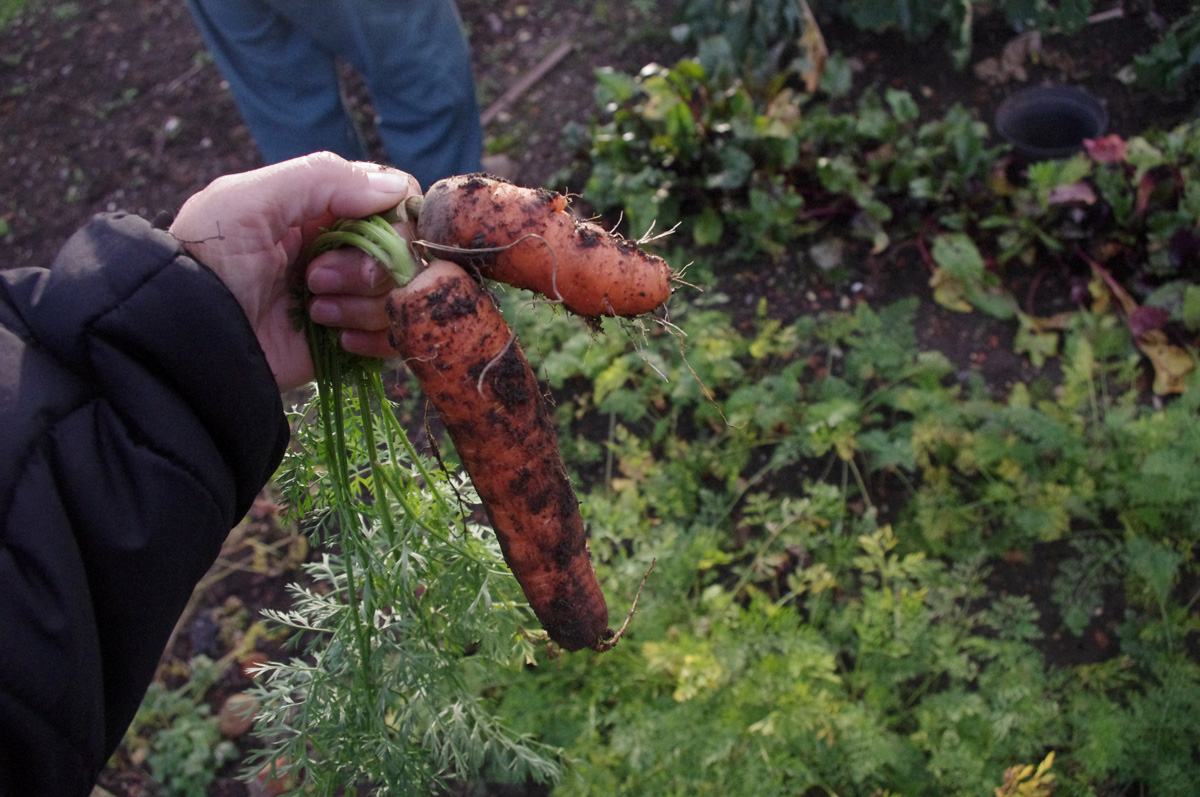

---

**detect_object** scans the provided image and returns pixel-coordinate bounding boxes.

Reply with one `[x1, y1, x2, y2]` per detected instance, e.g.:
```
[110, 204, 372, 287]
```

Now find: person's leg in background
[184, 0, 368, 164]
[333, 0, 483, 188]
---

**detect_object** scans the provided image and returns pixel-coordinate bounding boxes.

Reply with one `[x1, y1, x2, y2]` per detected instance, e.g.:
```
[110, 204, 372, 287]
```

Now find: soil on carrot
[0, 0, 1194, 793]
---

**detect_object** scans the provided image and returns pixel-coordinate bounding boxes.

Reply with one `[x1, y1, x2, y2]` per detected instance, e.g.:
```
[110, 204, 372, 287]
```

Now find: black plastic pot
[994, 85, 1109, 161]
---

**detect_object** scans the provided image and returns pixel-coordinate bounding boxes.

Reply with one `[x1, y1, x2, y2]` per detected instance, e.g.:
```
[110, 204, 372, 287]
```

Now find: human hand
[169, 152, 420, 392]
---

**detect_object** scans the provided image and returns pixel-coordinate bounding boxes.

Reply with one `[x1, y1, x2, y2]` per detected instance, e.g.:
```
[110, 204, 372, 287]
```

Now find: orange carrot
[386, 260, 611, 651]
[410, 173, 671, 318]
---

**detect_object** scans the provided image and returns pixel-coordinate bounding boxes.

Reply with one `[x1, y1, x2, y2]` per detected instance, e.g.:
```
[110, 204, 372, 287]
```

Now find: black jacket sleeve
[0, 213, 291, 795]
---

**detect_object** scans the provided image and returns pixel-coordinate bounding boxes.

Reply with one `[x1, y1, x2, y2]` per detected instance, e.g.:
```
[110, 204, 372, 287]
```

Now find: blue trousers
[186, 0, 483, 189]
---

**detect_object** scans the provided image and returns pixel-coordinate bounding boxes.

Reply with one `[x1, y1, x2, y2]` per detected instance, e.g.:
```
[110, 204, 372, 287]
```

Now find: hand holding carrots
[289, 171, 669, 651]
[169, 152, 420, 392]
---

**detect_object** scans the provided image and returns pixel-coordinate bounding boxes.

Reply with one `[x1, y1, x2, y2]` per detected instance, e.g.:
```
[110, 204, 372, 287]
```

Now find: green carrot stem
[371, 370, 451, 516]
[311, 215, 417, 286]
[353, 368, 399, 549]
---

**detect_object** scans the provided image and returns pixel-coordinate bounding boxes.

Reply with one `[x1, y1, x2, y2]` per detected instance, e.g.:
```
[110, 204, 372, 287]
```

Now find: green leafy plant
[123, 656, 238, 797]
[583, 58, 999, 263]
[820, 0, 1099, 68]
[1128, 8, 1200, 99]
[581, 51, 1200, 352]
[673, 0, 817, 90]
[458, 13, 1200, 795]
[489, 281, 1200, 795]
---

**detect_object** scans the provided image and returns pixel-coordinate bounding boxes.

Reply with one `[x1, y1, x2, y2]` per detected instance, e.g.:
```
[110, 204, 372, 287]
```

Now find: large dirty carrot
[385, 259, 612, 651]
[407, 173, 672, 318]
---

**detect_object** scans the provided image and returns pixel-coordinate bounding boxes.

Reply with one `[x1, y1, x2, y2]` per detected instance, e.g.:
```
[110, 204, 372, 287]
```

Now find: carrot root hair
[414, 233, 565, 307]
[474, 329, 519, 397]
[590, 558, 656, 653]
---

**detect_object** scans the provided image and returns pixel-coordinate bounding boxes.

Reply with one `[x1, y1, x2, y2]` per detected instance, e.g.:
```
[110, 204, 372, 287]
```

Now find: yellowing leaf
[1088, 274, 1112, 315]
[796, 0, 828, 94]
[996, 458, 1023, 483]
[1008, 382, 1032, 408]
[994, 750, 1056, 797]
[593, 357, 632, 405]
[1014, 312, 1062, 368]
[1034, 750, 1056, 777]
[1138, 329, 1195, 395]
[748, 710, 779, 736]
[674, 653, 723, 702]
[1089, 259, 1138, 316]
[930, 267, 973, 313]
[834, 432, 858, 462]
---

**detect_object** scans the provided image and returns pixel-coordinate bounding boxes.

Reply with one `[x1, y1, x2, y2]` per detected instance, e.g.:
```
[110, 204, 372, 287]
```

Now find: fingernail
[307, 267, 343, 293]
[308, 299, 342, 325]
[366, 169, 412, 194]
[361, 260, 385, 290]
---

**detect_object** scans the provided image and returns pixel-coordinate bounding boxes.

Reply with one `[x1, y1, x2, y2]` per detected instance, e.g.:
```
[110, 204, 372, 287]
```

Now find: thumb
[257, 152, 422, 230]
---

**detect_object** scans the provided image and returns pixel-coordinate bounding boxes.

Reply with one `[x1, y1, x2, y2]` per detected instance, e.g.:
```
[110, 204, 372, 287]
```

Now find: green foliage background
[477, 5, 1200, 793]
[496, 289, 1200, 796]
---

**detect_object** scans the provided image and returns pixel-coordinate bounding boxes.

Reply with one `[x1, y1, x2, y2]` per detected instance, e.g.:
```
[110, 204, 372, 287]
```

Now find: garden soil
[0, 0, 1195, 794]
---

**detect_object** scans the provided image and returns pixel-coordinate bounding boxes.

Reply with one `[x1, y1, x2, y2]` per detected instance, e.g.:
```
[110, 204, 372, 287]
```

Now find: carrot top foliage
[242, 218, 565, 795]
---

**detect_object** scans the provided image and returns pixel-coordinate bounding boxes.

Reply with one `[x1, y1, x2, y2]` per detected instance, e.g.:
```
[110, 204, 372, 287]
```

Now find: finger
[260, 152, 421, 231]
[340, 329, 401, 361]
[308, 295, 392, 331]
[307, 248, 396, 297]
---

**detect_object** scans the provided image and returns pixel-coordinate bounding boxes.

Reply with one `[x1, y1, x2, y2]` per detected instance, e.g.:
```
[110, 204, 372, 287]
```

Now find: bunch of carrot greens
[245, 213, 562, 795]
